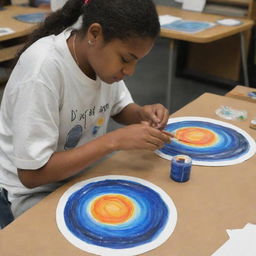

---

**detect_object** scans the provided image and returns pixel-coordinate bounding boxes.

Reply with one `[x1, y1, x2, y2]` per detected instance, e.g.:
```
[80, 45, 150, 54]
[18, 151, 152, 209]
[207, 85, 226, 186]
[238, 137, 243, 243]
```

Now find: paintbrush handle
[162, 130, 189, 143]
[161, 130, 176, 138]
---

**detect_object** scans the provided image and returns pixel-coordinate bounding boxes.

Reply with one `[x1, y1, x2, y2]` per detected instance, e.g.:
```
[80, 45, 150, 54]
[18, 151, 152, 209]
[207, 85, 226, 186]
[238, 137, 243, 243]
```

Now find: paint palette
[56, 175, 177, 256]
[156, 117, 256, 166]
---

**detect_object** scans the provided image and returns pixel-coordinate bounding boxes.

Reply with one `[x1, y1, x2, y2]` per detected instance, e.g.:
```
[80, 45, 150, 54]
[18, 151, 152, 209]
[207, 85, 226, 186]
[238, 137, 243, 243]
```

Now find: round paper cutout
[156, 117, 256, 166]
[56, 175, 177, 256]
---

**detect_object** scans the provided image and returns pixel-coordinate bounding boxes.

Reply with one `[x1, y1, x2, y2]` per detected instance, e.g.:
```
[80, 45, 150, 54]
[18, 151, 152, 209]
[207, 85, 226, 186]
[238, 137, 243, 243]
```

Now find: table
[0, 5, 49, 63]
[1, 93, 256, 256]
[226, 84, 256, 103]
[157, 6, 254, 111]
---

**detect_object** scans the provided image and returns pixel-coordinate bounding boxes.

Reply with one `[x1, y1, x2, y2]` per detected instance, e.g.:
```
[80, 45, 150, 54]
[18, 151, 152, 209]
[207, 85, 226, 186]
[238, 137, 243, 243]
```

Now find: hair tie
[84, 0, 91, 4]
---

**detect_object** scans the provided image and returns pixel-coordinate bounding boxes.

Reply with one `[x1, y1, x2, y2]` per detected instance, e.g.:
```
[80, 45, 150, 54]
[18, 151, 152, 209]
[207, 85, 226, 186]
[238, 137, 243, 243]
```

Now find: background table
[226, 84, 256, 103]
[157, 6, 254, 111]
[1, 93, 256, 256]
[0, 5, 49, 63]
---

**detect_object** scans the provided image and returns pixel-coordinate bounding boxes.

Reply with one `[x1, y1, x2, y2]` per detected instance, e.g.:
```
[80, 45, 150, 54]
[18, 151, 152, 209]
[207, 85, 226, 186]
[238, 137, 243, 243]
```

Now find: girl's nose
[122, 63, 136, 76]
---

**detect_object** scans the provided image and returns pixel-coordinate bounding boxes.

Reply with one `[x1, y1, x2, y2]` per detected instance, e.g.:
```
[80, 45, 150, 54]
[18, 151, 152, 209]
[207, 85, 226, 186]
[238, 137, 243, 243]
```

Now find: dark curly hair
[17, 0, 160, 59]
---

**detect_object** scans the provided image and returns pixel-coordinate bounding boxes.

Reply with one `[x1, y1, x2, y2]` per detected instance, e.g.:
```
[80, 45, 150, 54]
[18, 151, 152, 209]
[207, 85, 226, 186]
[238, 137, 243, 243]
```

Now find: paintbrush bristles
[161, 130, 190, 143]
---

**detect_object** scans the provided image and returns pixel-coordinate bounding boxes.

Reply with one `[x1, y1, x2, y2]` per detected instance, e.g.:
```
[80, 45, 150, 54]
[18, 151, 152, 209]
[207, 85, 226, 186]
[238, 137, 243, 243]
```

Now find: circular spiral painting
[156, 117, 256, 166]
[56, 175, 177, 256]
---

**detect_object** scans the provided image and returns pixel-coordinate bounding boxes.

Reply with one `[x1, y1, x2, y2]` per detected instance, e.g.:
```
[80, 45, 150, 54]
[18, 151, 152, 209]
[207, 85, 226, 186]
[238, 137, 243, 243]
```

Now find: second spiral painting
[156, 116, 256, 166]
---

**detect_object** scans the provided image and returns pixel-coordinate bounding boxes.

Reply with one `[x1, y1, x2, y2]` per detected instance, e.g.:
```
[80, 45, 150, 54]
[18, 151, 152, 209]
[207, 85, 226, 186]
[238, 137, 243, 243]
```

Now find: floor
[0, 38, 231, 131]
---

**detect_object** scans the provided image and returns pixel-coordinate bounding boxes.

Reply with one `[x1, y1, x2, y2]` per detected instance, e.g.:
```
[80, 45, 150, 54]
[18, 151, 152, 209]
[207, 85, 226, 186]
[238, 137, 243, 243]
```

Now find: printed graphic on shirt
[92, 116, 105, 135]
[64, 125, 83, 150]
[64, 103, 109, 150]
[71, 106, 95, 129]
[70, 103, 109, 129]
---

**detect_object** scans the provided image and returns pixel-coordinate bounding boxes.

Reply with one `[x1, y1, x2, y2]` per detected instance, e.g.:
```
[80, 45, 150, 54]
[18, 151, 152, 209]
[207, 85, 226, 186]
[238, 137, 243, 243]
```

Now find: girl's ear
[87, 23, 103, 43]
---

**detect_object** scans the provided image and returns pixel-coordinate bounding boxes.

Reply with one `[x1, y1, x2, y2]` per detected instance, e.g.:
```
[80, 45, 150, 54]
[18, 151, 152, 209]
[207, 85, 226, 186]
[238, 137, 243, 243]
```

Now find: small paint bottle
[170, 155, 192, 182]
[250, 118, 256, 130]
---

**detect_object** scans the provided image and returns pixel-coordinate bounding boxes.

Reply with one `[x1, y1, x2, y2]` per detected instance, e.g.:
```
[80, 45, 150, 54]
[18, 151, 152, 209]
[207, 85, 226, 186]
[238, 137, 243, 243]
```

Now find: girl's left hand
[139, 104, 169, 130]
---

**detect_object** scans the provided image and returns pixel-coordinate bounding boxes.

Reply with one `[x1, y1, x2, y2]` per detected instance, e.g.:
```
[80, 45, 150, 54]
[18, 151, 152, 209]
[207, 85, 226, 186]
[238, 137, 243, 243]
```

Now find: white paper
[217, 19, 242, 26]
[182, 0, 206, 12]
[51, 0, 67, 11]
[0, 27, 14, 37]
[212, 224, 256, 256]
[159, 15, 182, 26]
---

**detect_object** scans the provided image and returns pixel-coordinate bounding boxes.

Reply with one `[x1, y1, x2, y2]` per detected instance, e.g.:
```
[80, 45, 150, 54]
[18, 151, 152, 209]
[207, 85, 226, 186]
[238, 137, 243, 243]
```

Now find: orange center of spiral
[91, 194, 134, 224]
[176, 127, 216, 146]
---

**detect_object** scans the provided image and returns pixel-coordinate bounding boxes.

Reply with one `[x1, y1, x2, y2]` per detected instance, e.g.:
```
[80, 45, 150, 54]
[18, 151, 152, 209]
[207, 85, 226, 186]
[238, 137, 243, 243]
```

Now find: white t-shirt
[0, 29, 133, 217]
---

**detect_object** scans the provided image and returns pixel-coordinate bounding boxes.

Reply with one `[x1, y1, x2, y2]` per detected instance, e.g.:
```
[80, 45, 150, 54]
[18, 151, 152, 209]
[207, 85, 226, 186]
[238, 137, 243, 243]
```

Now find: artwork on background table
[56, 175, 177, 256]
[13, 12, 47, 23]
[156, 116, 256, 166]
[161, 20, 215, 34]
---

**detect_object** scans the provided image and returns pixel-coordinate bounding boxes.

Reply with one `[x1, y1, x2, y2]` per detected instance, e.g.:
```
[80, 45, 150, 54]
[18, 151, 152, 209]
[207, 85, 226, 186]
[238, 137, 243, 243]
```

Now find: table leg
[166, 39, 178, 111]
[240, 32, 249, 86]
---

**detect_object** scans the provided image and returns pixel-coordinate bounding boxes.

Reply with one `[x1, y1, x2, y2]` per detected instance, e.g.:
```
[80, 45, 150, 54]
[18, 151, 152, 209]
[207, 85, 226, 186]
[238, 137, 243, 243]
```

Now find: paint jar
[250, 118, 256, 130]
[170, 155, 192, 182]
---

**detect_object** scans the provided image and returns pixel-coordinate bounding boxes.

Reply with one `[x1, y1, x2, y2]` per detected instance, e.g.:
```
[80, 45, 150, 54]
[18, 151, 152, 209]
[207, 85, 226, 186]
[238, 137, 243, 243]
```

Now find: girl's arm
[18, 133, 115, 189]
[112, 103, 169, 129]
[112, 103, 143, 124]
[18, 123, 170, 188]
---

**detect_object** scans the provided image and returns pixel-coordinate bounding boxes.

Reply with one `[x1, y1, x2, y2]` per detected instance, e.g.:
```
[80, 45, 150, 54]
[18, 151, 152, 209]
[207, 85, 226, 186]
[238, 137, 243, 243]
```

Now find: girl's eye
[121, 56, 130, 63]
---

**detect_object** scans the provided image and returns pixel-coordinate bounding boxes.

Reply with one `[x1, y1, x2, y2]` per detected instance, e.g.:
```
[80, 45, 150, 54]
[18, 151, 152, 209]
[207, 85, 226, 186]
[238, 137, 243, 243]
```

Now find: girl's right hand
[109, 123, 171, 151]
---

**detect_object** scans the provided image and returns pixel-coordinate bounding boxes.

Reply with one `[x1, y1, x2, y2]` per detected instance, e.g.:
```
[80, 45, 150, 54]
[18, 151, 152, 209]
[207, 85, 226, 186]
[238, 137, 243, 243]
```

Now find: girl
[0, 0, 170, 219]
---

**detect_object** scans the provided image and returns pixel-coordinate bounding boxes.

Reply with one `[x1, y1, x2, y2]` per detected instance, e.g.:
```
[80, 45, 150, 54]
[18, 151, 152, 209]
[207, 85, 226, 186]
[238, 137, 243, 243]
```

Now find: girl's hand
[139, 104, 169, 130]
[109, 123, 170, 151]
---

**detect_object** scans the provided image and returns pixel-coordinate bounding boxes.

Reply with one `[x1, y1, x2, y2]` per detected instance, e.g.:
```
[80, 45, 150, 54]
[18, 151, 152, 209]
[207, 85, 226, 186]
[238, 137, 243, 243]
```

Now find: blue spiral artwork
[161, 20, 215, 33]
[156, 117, 256, 166]
[56, 175, 177, 256]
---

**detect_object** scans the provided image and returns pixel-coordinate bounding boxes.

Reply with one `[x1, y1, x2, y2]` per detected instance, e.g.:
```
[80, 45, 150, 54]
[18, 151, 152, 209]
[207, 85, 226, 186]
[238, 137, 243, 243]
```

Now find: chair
[0, 187, 14, 229]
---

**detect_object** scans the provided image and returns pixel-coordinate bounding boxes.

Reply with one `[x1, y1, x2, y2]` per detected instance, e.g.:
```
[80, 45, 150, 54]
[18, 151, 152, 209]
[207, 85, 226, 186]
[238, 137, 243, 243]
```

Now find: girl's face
[88, 37, 155, 84]
[77, 24, 155, 84]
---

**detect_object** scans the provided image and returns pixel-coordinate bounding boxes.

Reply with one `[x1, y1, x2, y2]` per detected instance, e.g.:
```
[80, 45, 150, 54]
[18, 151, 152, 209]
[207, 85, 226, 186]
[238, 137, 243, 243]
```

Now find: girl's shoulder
[19, 31, 68, 75]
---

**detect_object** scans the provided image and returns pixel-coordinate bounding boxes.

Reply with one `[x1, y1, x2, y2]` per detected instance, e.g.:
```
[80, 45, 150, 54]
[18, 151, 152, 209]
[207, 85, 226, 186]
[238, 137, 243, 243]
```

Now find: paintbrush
[161, 130, 190, 143]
